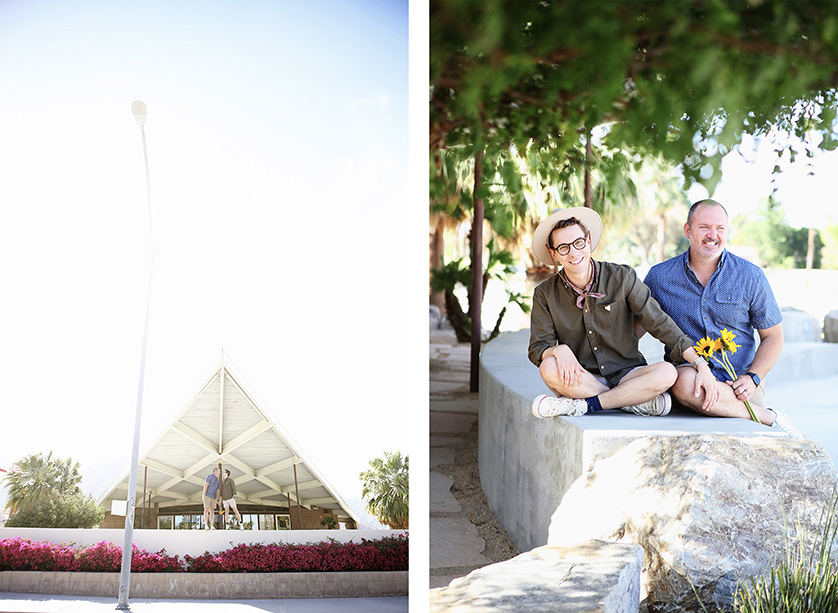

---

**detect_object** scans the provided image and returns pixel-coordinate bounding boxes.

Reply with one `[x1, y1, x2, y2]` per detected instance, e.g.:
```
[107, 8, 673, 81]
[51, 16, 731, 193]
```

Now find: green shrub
[733, 492, 838, 612]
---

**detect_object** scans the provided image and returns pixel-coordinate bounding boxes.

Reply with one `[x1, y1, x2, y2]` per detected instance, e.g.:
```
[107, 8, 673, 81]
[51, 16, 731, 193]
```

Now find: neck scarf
[561, 263, 605, 310]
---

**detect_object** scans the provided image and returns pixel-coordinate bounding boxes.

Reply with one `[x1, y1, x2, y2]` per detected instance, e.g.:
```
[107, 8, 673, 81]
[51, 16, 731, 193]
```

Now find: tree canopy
[2, 451, 104, 528]
[359, 450, 409, 530]
[431, 0, 838, 194]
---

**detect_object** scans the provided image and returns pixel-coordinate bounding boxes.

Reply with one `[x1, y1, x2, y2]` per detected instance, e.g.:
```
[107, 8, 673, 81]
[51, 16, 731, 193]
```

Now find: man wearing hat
[529, 207, 718, 418]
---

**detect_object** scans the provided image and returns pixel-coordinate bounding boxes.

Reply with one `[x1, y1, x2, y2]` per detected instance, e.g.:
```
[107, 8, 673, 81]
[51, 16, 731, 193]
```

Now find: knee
[671, 368, 696, 405]
[657, 362, 678, 388]
[539, 357, 558, 386]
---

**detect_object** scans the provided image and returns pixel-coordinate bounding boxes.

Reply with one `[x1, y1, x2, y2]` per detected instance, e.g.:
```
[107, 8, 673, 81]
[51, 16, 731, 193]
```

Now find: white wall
[0, 528, 406, 558]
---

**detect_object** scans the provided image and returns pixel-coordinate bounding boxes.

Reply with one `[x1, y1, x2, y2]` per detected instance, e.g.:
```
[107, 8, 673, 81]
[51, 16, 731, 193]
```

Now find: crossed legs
[538, 357, 676, 409]
[671, 366, 776, 425]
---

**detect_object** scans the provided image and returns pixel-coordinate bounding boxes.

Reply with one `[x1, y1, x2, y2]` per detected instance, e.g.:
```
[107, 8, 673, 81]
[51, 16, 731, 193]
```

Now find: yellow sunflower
[719, 328, 740, 353]
[694, 336, 716, 358]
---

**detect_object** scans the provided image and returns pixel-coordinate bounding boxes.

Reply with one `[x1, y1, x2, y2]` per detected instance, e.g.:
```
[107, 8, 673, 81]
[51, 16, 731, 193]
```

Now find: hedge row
[0, 535, 408, 573]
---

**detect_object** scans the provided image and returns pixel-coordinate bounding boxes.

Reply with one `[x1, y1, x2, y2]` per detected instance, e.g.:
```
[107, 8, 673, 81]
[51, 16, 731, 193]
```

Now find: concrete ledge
[478, 330, 797, 552]
[0, 570, 408, 599]
[429, 540, 643, 612]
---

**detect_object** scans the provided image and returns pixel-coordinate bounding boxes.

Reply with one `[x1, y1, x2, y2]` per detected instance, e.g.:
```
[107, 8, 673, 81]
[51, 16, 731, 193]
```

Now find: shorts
[203, 496, 218, 511]
[223, 498, 238, 511]
[594, 365, 645, 388]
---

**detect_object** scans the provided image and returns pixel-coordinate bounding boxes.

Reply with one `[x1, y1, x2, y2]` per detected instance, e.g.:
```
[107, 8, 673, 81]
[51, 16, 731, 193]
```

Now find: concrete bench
[430, 540, 643, 613]
[476, 329, 807, 553]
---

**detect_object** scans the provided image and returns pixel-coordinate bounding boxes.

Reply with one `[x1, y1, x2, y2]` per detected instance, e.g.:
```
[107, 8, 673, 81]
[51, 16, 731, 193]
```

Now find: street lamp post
[116, 100, 155, 611]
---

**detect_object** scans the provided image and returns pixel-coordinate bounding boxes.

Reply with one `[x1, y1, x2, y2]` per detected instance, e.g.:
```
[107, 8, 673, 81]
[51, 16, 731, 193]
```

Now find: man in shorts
[220, 469, 243, 528]
[202, 467, 221, 530]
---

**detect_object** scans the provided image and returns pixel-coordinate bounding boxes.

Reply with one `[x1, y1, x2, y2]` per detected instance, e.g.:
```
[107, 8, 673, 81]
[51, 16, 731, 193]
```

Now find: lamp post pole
[117, 100, 154, 611]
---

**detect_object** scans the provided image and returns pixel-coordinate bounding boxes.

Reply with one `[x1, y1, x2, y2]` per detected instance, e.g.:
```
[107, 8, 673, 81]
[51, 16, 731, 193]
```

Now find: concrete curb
[0, 570, 408, 599]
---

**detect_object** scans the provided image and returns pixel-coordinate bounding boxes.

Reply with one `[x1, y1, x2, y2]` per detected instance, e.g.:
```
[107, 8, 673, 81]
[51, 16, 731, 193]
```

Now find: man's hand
[727, 374, 756, 403]
[549, 345, 587, 388]
[694, 365, 719, 411]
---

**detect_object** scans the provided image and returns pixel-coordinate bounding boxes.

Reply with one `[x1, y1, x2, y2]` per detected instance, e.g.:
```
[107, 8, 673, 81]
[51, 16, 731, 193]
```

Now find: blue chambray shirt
[644, 249, 782, 383]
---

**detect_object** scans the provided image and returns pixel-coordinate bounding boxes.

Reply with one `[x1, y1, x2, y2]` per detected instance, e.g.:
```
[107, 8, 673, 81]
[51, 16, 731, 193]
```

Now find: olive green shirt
[220, 477, 237, 501]
[528, 260, 694, 386]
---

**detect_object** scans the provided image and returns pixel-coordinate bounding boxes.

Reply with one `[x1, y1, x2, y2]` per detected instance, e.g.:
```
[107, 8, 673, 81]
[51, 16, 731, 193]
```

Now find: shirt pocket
[713, 293, 748, 326]
[597, 299, 628, 322]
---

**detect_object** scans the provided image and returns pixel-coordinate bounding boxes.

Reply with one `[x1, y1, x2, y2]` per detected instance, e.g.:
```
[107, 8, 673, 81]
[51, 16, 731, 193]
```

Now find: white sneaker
[622, 392, 672, 416]
[531, 394, 588, 418]
[769, 408, 806, 439]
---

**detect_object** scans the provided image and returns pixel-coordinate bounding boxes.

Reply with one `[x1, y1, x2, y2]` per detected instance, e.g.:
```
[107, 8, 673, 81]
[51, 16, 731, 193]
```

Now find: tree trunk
[470, 147, 485, 393]
[429, 215, 446, 314]
[805, 226, 816, 290]
[584, 127, 593, 208]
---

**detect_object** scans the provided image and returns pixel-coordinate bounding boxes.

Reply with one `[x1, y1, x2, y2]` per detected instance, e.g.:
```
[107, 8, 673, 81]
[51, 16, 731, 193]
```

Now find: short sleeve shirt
[644, 249, 782, 382]
[205, 473, 220, 498]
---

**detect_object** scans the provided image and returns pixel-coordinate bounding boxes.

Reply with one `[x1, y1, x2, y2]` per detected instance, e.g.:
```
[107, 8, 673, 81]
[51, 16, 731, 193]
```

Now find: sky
[689, 132, 838, 230]
[0, 0, 416, 526]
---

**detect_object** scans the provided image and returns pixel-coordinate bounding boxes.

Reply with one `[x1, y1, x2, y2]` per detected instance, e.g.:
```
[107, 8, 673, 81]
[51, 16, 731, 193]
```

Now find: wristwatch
[693, 356, 709, 370]
[746, 371, 761, 387]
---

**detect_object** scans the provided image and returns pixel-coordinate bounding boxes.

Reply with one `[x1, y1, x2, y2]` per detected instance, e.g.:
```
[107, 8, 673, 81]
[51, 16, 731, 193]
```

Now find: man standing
[644, 199, 802, 437]
[529, 207, 718, 418]
[202, 467, 221, 530]
[220, 469, 243, 528]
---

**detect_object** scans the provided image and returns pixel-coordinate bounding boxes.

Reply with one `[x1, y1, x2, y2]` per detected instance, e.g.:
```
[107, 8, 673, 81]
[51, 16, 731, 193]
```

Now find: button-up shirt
[528, 260, 694, 386]
[644, 249, 782, 382]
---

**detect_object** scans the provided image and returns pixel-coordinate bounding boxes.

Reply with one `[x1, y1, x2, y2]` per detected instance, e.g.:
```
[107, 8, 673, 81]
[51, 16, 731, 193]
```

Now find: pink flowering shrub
[0, 538, 182, 572]
[0, 534, 407, 573]
[184, 535, 408, 573]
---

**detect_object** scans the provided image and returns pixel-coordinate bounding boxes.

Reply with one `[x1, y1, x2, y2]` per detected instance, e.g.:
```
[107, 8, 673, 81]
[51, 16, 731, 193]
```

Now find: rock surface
[781, 306, 822, 342]
[548, 435, 838, 612]
[824, 309, 838, 343]
[429, 540, 644, 613]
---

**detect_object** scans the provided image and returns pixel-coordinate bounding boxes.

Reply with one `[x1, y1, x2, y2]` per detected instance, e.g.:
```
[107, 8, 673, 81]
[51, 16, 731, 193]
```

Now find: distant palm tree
[2, 451, 82, 514]
[359, 451, 408, 530]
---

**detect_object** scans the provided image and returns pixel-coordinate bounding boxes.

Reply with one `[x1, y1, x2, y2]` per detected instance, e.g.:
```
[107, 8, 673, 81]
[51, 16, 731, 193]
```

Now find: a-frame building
[98, 361, 359, 530]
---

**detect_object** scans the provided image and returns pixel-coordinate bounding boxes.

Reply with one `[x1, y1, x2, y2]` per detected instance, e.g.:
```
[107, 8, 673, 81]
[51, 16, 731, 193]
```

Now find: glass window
[276, 514, 291, 530]
[158, 516, 173, 530]
[262, 514, 276, 530]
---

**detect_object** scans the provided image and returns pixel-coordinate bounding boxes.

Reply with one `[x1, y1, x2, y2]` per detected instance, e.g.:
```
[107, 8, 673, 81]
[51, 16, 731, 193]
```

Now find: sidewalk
[0, 593, 407, 612]
[429, 325, 518, 589]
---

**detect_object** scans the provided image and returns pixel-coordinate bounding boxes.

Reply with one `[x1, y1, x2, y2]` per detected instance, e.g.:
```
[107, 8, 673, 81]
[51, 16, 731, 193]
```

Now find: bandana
[561, 265, 605, 310]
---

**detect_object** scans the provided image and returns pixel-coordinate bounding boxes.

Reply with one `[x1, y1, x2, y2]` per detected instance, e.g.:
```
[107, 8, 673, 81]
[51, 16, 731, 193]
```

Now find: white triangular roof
[98, 360, 359, 525]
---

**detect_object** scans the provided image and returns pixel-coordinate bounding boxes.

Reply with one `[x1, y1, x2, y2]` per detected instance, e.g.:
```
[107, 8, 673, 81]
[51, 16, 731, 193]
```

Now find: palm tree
[2, 451, 82, 514]
[359, 451, 408, 530]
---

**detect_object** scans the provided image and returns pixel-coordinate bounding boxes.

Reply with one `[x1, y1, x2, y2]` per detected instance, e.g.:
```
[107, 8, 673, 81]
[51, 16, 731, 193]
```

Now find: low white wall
[0, 528, 406, 557]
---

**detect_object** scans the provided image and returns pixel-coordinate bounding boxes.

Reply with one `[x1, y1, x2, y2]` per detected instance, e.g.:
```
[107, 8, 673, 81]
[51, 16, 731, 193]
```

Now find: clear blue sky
[0, 0, 411, 519]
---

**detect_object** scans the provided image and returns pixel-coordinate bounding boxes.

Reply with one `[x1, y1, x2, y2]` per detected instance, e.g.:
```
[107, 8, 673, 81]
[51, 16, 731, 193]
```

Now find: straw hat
[531, 207, 603, 266]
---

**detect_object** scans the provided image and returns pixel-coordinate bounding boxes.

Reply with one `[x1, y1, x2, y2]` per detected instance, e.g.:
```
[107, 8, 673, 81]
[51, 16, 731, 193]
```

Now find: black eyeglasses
[550, 235, 588, 256]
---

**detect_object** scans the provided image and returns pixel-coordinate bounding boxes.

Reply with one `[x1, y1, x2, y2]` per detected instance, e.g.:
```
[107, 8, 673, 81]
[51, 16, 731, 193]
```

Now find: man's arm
[750, 323, 784, 380]
[202, 479, 208, 497]
[727, 323, 783, 401]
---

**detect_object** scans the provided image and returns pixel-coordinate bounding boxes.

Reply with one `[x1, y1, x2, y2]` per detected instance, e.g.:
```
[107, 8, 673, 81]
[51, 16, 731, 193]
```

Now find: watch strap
[746, 371, 760, 387]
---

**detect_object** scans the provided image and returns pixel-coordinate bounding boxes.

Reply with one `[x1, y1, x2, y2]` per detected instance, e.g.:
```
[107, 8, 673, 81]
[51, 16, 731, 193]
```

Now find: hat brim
[531, 207, 603, 266]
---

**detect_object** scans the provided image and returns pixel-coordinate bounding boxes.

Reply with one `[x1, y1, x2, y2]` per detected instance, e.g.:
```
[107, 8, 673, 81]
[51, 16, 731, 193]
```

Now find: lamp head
[131, 100, 147, 126]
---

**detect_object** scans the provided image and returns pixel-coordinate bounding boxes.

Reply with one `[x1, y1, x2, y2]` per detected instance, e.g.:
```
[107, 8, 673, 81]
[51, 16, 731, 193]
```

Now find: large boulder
[824, 309, 838, 343]
[781, 306, 822, 342]
[548, 435, 837, 612]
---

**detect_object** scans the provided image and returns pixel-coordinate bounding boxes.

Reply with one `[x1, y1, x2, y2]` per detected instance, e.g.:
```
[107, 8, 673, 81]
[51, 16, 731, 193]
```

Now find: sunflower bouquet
[694, 328, 760, 423]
